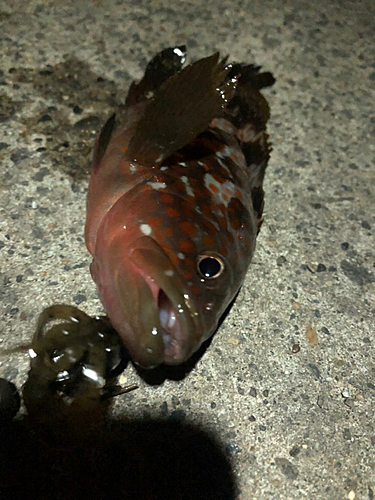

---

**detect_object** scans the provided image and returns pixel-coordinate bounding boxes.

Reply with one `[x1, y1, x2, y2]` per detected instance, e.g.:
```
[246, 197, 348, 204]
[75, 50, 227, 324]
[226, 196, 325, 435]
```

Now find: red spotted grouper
[85, 46, 275, 368]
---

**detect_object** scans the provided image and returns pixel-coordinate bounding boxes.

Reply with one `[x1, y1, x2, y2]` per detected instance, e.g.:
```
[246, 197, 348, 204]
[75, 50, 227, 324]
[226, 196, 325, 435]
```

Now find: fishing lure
[23, 305, 137, 424]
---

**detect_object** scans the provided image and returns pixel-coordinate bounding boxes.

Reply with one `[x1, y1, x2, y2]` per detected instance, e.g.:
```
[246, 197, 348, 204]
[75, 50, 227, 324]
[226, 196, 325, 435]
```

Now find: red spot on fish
[160, 193, 174, 204]
[179, 200, 195, 217]
[234, 189, 243, 200]
[201, 205, 214, 218]
[212, 167, 228, 182]
[148, 216, 162, 227]
[161, 227, 174, 237]
[218, 203, 226, 215]
[203, 234, 215, 247]
[180, 221, 197, 237]
[201, 218, 216, 235]
[219, 243, 228, 257]
[208, 183, 219, 194]
[218, 215, 227, 229]
[165, 207, 180, 218]
[179, 239, 195, 253]
[183, 270, 193, 281]
[183, 257, 195, 274]
[174, 179, 187, 194]
[190, 285, 201, 296]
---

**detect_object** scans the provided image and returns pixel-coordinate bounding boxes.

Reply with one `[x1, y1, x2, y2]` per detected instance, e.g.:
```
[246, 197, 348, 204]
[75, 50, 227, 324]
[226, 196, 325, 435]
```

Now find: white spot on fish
[178, 162, 187, 167]
[160, 166, 169, 171]
[152, 327, 158, 336]
[222, 145, 233, 157]
[216, 157, 231, 174]
[238, 124, 261, 143]
[165, 270, 174, 277]
[177, 252, 185, 260]
[140, 224, 152, 235]
[204, 173, 235, 207]
[147, 181, 167, 190]
[204, 173, 222, 193]
[180, 176, 195, 197]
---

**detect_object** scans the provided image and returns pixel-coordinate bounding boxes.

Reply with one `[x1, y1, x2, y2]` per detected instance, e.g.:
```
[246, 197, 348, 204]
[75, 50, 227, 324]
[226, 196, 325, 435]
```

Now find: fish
[85, 46, 275, 369]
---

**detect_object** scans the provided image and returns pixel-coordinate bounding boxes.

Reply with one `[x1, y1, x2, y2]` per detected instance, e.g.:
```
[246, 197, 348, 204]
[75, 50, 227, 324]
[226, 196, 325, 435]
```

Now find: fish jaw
[91, 234, 202, 368]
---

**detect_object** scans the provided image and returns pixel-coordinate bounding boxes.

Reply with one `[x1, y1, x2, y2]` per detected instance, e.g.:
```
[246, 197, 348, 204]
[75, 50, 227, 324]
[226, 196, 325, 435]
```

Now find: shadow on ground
[0, 416, 237, 500]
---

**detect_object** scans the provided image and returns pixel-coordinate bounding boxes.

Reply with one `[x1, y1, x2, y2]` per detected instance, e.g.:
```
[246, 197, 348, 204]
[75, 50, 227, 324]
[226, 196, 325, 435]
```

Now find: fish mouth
[115, 236, 200, 369]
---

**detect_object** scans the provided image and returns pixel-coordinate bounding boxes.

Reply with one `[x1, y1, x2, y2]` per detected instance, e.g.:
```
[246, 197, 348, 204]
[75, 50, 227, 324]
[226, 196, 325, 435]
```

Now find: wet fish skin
[85, 47, 275, 368]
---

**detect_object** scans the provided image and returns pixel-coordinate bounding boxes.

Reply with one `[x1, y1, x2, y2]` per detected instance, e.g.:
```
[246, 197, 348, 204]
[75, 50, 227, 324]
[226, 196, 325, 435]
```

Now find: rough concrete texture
[0, 0, 374, 498]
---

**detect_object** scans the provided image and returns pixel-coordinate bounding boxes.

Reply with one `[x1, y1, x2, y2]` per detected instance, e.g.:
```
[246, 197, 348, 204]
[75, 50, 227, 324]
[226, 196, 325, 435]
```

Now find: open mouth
[113, 236, 200, 368]
[158, 288, 180, 357]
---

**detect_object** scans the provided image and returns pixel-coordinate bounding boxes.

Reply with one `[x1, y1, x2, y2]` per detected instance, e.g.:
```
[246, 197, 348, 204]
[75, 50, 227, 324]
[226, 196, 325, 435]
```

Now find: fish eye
[197, 255, 224, 279]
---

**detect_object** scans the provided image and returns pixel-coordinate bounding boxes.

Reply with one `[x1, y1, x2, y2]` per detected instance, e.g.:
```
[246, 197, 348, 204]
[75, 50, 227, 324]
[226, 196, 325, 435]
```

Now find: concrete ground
[0, 0, 374, 498]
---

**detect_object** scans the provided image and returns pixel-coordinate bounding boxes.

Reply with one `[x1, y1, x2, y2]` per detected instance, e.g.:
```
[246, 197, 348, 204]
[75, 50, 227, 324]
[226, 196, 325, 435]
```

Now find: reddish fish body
[85, 47, 275, 368]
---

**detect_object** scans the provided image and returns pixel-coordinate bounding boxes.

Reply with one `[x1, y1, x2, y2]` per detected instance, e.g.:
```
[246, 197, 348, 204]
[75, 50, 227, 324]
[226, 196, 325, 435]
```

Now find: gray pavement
[0, 1, 374, 498]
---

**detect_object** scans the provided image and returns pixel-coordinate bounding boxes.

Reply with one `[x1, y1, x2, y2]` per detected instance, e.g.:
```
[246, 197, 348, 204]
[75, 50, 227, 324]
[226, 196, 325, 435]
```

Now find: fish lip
[126, 236, 200, 367]
[156, 288, 192, 365]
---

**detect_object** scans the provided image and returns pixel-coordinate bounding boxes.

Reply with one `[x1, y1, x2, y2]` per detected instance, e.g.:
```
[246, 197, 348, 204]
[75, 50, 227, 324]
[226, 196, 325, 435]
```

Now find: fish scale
[85, 47, 275, 368]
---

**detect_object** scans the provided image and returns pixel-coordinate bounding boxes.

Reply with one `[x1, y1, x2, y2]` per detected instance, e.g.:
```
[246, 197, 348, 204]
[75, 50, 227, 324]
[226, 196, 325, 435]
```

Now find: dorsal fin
[125, 53, 236, 166]
[125, 46, 187, 107]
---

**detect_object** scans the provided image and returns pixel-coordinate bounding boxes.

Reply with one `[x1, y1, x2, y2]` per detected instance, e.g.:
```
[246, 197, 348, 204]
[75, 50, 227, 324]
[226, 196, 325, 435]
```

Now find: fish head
[93, 178, 257, 369]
